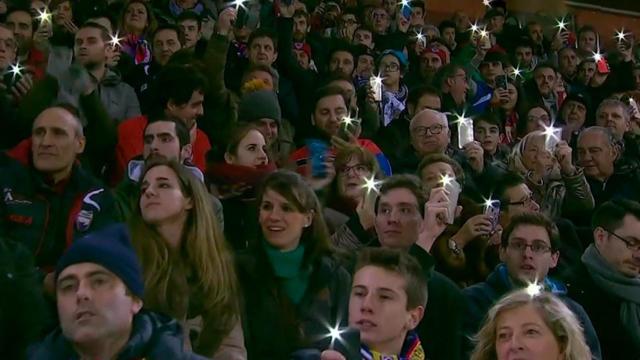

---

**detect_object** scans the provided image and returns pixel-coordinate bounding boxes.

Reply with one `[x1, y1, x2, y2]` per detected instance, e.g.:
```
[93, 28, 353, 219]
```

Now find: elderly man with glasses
[563, 199, 640, 360]
[462, 212, 602, 359]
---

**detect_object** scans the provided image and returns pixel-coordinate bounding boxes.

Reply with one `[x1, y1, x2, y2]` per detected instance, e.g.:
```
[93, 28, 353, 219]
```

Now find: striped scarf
[360, 331, 425, 360]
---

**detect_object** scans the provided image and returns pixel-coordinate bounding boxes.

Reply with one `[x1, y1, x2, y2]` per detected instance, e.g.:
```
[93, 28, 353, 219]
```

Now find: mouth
[75, 310, 95, 322]
[356, 319, 377, 330]
[520, 264, 536, 271]
[144, 202, 161, 209]
[265, 225, 285, 233]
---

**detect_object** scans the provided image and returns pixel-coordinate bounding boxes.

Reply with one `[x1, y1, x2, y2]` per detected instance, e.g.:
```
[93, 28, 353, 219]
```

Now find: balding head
[31, 107, 86, 183]
[410, 109, 450, 156]
[577, 126, 618, 182]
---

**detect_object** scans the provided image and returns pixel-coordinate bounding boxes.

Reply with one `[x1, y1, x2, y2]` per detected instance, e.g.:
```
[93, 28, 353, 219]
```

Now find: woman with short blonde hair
[471, 289, 592, 360]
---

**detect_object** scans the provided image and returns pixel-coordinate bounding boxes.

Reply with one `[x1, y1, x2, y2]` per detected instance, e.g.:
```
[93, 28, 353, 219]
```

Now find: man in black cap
[28, 224, 207, 359]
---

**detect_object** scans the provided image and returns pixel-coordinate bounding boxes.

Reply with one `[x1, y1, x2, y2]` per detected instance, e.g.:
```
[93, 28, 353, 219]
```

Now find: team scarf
[360, 331, 425, 360]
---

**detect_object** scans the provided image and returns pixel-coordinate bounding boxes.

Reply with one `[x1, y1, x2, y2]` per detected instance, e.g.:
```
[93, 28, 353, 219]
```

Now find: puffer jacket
[28, 311, 208, 360]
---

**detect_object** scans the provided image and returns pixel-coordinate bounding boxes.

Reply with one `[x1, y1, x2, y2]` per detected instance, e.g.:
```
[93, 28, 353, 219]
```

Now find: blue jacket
[462, 264, 602, 359]
[28, 311, 207, 360]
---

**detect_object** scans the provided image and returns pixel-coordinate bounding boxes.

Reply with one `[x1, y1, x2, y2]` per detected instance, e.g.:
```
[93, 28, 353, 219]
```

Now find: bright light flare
[328, 325, 343, 345]
[592, 49, 603, 62]
[108, 32, 123, 48]
[555, 17, 568, 33]
[479, 26, 489, 39]
[415, 31, 426, 46]
[482, 0, 493, 6]
[232, 0, 247, 10]
[398, 0, 411, 7]
[439, 173, 454, 188]
[525, 281, 543, 297]
[615, 28, 629, 43]
[36, 8, 52, 25]
[362, 175, 383, 195]
[483, 196, 497, 211]
[469, 20, 480, 34]
[341, 114, 355, 128]
[510, 65, 523, 80]
[8, 61, 24, 81]
[371, 73, 384, 87]
[542, 123, 562, 151]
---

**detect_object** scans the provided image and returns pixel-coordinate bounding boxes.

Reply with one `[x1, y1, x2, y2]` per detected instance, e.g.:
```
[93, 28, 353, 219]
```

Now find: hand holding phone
[484, 200, 500, 233]
[443, 178, 461, 224]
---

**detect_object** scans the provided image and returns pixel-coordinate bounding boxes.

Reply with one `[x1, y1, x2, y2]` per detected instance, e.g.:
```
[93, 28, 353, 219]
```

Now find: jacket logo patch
[3, 188, 32, 205]
[83, 189, 105, 211]
[76, 210, 94, 231]
[8, 214, 33, 225]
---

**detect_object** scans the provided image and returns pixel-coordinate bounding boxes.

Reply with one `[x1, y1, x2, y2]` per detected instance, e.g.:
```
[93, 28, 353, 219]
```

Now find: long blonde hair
[129, 158, 240, 352]
[470, 289, 592, 360]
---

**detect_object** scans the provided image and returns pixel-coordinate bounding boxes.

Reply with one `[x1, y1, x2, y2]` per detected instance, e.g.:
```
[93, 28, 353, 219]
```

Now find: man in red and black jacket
[0, 105, 118, 272]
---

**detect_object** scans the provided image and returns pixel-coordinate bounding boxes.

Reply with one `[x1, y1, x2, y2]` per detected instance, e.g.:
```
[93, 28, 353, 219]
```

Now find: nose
[509, 333, 525, 351]
[257, 148, 267, 161]
[39, 131, 54, 146]
[529, 200, 541, 212]
[360, 293, 374, 313]
[75, 280, 92, 303]
[142, 185, 156, 198]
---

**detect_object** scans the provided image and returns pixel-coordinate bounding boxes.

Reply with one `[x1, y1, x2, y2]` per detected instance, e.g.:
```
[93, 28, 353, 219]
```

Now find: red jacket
[112, 115, 211, 185]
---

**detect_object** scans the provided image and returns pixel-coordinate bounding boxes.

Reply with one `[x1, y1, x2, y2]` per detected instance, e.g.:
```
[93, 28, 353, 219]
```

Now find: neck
[50, 165, 74, 184]
[156, 217, 186, 250]
[87, 64, 107, 82]
[73, 327, 131, 360]
[385, 82, 400, 93]
[451, 92, 465, 106]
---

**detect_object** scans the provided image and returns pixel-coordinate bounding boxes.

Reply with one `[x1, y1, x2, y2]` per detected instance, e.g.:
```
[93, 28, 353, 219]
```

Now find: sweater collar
[263, 241, 306, 278]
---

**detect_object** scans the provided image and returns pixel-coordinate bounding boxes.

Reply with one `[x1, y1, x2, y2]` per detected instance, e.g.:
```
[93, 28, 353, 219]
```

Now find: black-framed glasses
[601, 227, 640, 252]
[507, 241, 553, 254]
[380, 62, 400, 72]
[339, 164, 370, 176]
[507, 193, 535, 207]
[411, 124, 445, 136]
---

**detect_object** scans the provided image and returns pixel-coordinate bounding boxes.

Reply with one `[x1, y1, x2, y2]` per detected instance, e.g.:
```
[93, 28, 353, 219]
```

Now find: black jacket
[238, 248, 351, 359]
[562, 261, 640, 360]
[28, 311, 207, 360]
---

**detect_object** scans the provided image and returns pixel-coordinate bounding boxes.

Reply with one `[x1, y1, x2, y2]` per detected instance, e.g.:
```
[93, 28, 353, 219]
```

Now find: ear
[224, 152, 235, 164]
[406, 305, 425, 330]
[131, 297, 143, 315]
[184, 195, 193, 210]
[76, 135, 86, 155]
[593, 227, 607, 248]
[445, 77, 455, 89]
[549, 250, 560, 269]
[181, 144, 193, 162]
[407, 103, 416, 117]
[304, 210, 314, 228]
[311, 114, 316, 126]
[499, 245, 507, 263]
[272, 51, 278, 62]
[167, 99, 178, 113]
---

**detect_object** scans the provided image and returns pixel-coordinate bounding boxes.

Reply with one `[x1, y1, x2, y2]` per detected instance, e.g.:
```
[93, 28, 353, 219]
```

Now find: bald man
[0, 105, 118, 270]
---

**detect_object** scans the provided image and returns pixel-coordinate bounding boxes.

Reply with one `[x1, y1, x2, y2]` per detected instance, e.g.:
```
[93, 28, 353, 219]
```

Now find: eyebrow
[509, 236, 549, 244]
[57, 270, 111, 285]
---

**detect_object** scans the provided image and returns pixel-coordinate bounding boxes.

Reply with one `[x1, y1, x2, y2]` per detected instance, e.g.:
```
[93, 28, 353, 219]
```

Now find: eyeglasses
[339, 164, 370, 176]
[601, 227, 640, 252]
[507, 193, 535, 207]
[380, 62, 400, 72]
[507, 241, 553, 254]
[411, 124, 445, 136]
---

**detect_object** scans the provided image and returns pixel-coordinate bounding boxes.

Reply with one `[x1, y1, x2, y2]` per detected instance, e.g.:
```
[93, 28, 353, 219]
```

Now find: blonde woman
[130, 157, 245, 359]
[508, 130, 594, 219]
[471, 289, 593, 360]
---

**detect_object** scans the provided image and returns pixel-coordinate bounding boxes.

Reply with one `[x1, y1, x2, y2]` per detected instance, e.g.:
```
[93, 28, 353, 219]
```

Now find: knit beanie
[55, 224, 144, 298]
[238, 90, 282, 124]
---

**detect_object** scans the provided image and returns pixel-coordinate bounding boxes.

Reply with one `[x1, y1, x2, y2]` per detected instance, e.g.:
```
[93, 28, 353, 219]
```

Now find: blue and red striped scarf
[360, 331, 425, 360]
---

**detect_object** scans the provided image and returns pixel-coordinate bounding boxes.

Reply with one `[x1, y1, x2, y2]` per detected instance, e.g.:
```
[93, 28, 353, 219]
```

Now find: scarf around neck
[361, 331, 425, 360]
[382, 84, 408, 127]
[263, 242, 311, 305]
[582, 244, 640, 345]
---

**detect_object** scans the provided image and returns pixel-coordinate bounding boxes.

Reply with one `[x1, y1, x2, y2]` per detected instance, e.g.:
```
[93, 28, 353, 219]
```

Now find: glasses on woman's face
[601, 227, 640, 252]
[339, 164, 370, 176]
[507, 240, 553, 254]
[507, 193, 535, 208]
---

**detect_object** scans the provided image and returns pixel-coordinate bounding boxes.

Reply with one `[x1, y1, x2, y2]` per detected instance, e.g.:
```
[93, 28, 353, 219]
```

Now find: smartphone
[444, 178, 461, 224]
[596, 57, 610, 74]
[495, 74, 508, 90]
[401, 4, 412, 20]
[544, 127, 562, 153]
[484, 200, 501, 233]
[306, 139, 329, 178]
[458, 119, 474, 149]
[235, 6, 249, 28]
[369, 76, 382, 102]
[333, 327, 360, 360]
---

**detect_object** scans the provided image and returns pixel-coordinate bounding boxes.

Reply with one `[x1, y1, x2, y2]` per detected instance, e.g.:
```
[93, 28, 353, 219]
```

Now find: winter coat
[562, 262, 640, 360]
[463, 264, 602, 359]
[0, 145, 119, 270]
[237, 248, 351, 359]
[28, 311, 208, 360]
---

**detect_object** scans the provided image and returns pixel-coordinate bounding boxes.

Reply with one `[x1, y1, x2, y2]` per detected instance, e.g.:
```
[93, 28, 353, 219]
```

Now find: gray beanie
[238, 90, 282, 124]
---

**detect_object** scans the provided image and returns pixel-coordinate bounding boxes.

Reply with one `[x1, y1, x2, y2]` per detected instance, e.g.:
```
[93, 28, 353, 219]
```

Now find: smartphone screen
[484, 200, 501, 232]
[401, 5, 412, 19]
[444, 178, 461, 224]
[306, 139, 329, 178]
[332, 327, 360, 360]
[495, 74, 508, 90]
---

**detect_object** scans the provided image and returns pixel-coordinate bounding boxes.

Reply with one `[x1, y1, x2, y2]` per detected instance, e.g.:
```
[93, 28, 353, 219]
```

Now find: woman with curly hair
[471, 288, 592, 360]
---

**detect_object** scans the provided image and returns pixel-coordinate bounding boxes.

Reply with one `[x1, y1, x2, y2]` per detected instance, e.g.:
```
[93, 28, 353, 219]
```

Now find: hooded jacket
[0, 141, 118, 270]
[462, 264, 602, 359]
[28, 311, 208, 360]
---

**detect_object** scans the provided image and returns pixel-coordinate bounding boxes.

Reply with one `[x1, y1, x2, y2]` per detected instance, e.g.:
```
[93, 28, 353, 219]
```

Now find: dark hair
[313, 85, 348, 112]
[534, 62, 558, 75]
[5, 6, 35, 33]
[417, 153, 465, 187]
[176, 10, 201, 28]
[433, 63, 465, 91]
[592, 199, 640, 232]
[79, 21, 110, 42]
[224, 123, 264, 159]
[376, 174, 427, 217]
[256, 170, 332, 266]
[473, 112, 503, 131]
[151, 65, 207, 114]
[335, 145, 381, 178]
[495, 171, 526, 209]
[151, 23, 183, 46]
[407, 85, 441, 108]
[144, 114, 190, 149]
[438, 20, 456, 34]
[119, 0, 157, 37]
[293, 9, 309, 22]
[329, 45, 355, 62]
[517, 104, 551, 137]
[577, 25, 597, 38]
[409, 0, 426, 11]
[248, 27, 278, 49]
[355, 247, 428, 309]
[501, 212, 560, 251]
